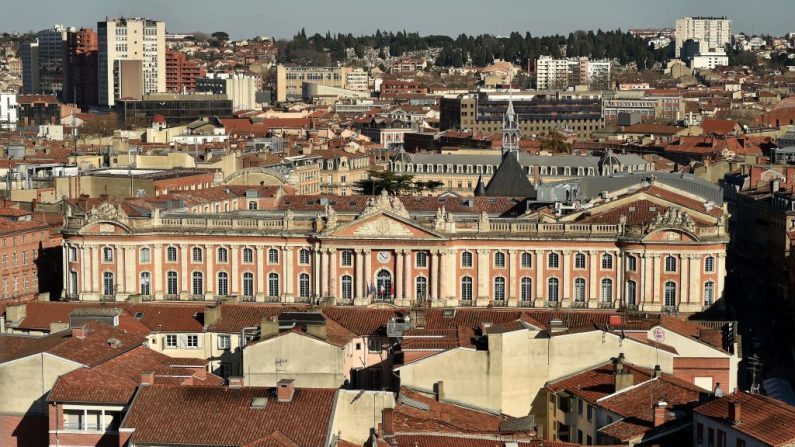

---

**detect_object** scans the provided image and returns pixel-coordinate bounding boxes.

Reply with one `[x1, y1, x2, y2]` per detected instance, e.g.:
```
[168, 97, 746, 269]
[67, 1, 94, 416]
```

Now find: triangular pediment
[323, 211, 446, 239]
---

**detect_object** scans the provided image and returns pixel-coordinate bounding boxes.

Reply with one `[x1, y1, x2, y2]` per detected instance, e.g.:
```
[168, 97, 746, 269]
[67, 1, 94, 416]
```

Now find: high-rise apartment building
[533, 56, 611, 90]
[165, 51, 205, 93]
[21, 25, 69, 96]
[195, 73, 256, 111]
[63, 28, 98, 106]
[97, 18, 166, 107]
[675, 16, 732, 58]
[275, 65, 351, 102]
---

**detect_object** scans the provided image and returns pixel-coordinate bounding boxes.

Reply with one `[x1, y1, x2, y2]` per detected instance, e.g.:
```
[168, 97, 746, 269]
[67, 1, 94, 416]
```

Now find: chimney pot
[654, 401, 668, 427]
[277, 378, 295, 402]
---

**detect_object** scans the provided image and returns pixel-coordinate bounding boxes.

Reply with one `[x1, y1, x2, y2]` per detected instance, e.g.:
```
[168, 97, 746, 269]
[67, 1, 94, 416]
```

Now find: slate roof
[122, 385, 336, 447]
[483, 152, 536, 198]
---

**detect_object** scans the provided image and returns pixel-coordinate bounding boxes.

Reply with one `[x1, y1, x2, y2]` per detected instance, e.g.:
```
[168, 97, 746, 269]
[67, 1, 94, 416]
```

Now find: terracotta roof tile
[694, 392, 795, 446]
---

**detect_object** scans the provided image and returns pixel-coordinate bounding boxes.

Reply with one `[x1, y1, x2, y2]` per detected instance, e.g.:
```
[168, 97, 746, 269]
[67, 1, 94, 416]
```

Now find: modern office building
[275, 65, 350, 102]
[97, 18, 166, 106]
[63, 27, 98, 106]
[21, 25, 69, 96]
[195, 73, 256, 111]
[675, 17, 732, 58]
[115, 93, 233, 127]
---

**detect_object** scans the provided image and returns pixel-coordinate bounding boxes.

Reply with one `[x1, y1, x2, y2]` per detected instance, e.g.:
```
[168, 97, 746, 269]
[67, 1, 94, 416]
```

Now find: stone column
[91, 246, 100, 293]
[477, 249, 489, 300]
[180, 245, 189, 297]
[588, 251, 598, 307]
[716, 253, 726, 300]
[395, 250, 404, 300]
[62, 243, 69, 298]
[616, 252, 624, 308]
[283, 247, 294, 300]
[204, 244, 213, 296]
[312, 244, 321, 298]
[681, 254, 691, 304]
[429, 250, 438, 301]
[119, 246, 130, 295]
[255, 247, 265, 298]
[327, 248, 336, 300]
[230, 246, 240, 295]
[652, 254, 662, 306]
[364, 249, 372, 299]
[153, 244, 163, 298]
[355, 249, 364, 300]
[534, 250, 544, 306]
[81, 246, 90, 295]
[562, 250, 572, 305]
[438, 249, 448, 301]
[641, 254, 652, 305]
[508, 249, 518, 303]
[403, 249, 412, 303]
[320, 249, 329, 297]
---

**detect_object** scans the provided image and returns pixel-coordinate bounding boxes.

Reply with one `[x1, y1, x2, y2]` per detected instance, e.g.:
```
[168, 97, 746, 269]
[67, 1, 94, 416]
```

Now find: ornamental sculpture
[86, 201, 129, 225]
[360, 190, 410, 219]
[648, 206, 696, 233]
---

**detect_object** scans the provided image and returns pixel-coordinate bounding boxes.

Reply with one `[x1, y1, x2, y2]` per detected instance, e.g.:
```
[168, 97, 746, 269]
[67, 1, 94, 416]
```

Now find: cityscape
[1, 3, 795, 447]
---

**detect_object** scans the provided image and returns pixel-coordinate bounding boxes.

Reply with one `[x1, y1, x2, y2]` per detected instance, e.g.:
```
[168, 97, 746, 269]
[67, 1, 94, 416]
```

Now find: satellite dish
[136, 189, 146, 197]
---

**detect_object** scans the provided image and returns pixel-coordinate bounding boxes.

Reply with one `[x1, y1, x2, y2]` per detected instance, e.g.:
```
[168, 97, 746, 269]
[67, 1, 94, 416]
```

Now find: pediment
[324, 211, 445, 240]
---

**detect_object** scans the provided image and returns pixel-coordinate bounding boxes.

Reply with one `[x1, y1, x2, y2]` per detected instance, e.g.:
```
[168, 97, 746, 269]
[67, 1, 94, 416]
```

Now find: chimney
[6, 303, 26, 323]
[728, 401, 742, 423]
[203, 305, 221, 329]
[277, 379, 295, 402]
[49, 321, 70, 333]
[654, 401, 668, 427]
[305, 323, 327, 340]
[435, 381, 445, 402]
[613, 353, 634, 391]
[228, 377, 244, 388]
[382, 408, 394, 435]
[653, 364, 663, 378]
[140, 371, 154, 385]
[260, 317, 279, 339]
[71, 326, 85, 338]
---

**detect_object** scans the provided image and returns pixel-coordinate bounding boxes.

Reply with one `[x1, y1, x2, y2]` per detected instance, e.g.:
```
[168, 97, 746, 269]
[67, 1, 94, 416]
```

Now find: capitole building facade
[61, 179, 728, 314]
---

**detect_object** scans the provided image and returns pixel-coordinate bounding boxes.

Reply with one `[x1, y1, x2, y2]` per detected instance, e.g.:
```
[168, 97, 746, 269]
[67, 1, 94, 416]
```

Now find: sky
[0, 0, 791, 39]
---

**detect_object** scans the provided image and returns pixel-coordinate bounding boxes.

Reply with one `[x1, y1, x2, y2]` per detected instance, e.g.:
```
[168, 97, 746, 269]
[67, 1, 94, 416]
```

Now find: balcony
[546, 300, 560, 308]
[164, 294, 180, 301]
[264, 295, 281, 303]
[189, 294, 205, 301]
[598, 301, 614, 309]
[100, 295, 116, 302]
[459, 299, 475, 307]
[517, 300, 534, 308]
[294, 295, 312, 304]
[492, 299, 508, 307]
[240, 295, 255, 302]
[140, 294, 153, 302]
[570, 301, 587, 308]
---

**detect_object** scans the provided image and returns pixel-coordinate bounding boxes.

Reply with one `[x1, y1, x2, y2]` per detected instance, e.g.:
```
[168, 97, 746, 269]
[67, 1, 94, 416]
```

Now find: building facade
[165, 50, 205, 93]
[98, 18, 166, 107]
[63, 27, 99, 106]
[195, 73, 256, 111]
[275, 65, 350, 102]
[675, 16, 733, 58]
[21, 25, 69, 97]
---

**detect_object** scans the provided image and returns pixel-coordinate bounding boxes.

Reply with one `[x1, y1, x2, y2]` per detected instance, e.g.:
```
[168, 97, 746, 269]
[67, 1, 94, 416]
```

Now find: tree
[211, 31, 229, 48]
[539, 132, 572, 154]
[353, 170, 443, 195]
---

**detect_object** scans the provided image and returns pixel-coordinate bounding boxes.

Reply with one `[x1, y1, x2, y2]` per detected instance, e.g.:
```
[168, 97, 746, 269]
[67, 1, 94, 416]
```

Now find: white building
[691, 50, 729, 70]
[675, 16, 732, 57]
[534, 56, 611, 90]
[0, 93, 18, 130]
[345, 69, 370, 92]
[196, 73, 257, 111]
[98, 18, 166, 107]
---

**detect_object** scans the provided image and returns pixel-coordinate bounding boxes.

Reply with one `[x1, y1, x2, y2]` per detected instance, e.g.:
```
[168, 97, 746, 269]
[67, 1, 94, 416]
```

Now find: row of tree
[278, 29, 669, 69]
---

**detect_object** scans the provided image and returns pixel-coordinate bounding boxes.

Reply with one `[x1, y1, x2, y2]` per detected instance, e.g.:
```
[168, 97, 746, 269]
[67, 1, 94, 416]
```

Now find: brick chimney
[729, 401, 742, 423]
[140, 371, 154, 385]
[435, 381, 445, 402]
[71, 326, 85, 338]
[277, 378, 295, 402]
[382, 408, 394, 435]
[613, 353, 634, 392]
[654, 401, 668, 427]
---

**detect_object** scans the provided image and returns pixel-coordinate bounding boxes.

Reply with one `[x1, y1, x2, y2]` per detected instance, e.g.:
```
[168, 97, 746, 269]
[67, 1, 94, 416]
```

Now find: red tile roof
[122, 385, 337, 447]
[386, 435, 580, 447]
[694, 392, 795, 446]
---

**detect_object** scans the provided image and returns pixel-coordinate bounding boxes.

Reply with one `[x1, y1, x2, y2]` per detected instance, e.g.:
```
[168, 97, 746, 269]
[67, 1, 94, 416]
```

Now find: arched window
[664, 281, 676, 306]
[243, 272, 255, 297]
[140, 272, 151, 296]
[602, 254, 613, 270]
[248, 201, 258, 210]
[548, 253, 559, 269]
[103, 271, 114, 296]
[665, 256, 677, 272]
[574, 253, 586, 269]
[626, 280, 637, 306]
[140, 247, 151, 263]
[299, 248, 311, 265]
[166, 246, 178, 262]
[415, 276, 428, 301]
[600, 278, 613, 303]
[376, 270, 392, 300]
[494, 252, 506, 268]
[192, 271, 203, 295]
[493, 277, 506, 301]
[268, 248, 279, 264]
[298, 273, 310, 298]
[704, 281, 715, 305]
[461, 276, 473, 301]
[705, 256, 715, 273]
[548, 278, 559, 302]
[268, 273, 279, 297]
[340, 275, 352, 300]
[574, 278, 586, 302]
[242, 248, 254, 264]
[461, 251, 473, 268]
[192, 247, 202, 263]
[521, 252, 532, 268]
[102, 247, 114, 262]
[167, 271, 178, 295]
[217, 247, 228, 263]
[626, 255, 637, 272]
[520, 277, 532, 301]
[217, 272, 229, 296]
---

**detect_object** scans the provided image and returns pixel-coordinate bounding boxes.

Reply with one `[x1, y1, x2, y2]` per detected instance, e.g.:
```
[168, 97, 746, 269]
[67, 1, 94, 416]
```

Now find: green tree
[353, 170, 443, 195]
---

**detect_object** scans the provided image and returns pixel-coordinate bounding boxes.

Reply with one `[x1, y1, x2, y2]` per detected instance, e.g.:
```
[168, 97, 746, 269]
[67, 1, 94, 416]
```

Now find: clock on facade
[377, 251, 391, 263]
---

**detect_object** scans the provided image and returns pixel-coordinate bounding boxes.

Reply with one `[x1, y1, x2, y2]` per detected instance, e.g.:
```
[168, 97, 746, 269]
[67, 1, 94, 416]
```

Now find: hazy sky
[0, 0, 791, 39]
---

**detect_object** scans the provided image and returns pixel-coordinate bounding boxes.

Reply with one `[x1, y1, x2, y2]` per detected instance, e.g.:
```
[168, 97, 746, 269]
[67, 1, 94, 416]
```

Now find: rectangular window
[717, 430, 726, 447]
[708, 427, 715, 447]
[368, 338, 381, 352]
[165, 334, 177, 348]
[217, 334, 231, 350]
[697, 423, 704, 444]
[187, 334, 199, 348]
[586, 404, 593, 422]
[341, 250, 353, 267]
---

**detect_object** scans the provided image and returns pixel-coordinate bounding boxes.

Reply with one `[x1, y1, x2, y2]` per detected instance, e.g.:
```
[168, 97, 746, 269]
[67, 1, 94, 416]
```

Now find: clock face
[377, 251, 391, 264]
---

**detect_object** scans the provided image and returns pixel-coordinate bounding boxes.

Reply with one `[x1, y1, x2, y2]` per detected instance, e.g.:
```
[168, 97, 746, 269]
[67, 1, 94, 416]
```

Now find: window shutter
[178, 334, 187, 349]
[196, 334, 203, 349]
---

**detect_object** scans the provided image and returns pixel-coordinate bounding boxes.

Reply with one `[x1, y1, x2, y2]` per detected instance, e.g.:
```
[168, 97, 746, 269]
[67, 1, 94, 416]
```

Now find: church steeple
[501, 85, 520, 155]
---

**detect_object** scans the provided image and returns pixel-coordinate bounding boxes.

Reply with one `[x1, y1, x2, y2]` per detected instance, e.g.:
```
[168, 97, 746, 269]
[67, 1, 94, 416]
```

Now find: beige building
[675, 16, 732, 57]
[276, 65, 351, 102]
[98, 18, 166, 106]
